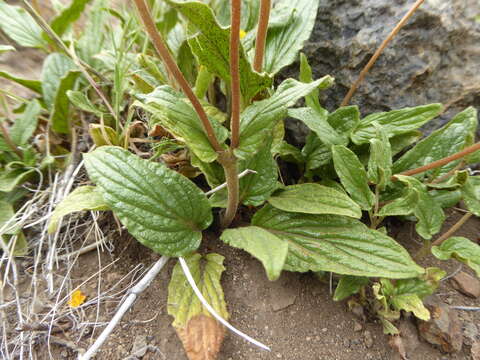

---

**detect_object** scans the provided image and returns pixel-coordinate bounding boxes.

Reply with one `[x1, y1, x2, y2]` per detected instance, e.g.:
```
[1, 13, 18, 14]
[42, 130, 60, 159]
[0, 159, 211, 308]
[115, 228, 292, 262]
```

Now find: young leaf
[367, 124, 392, 191]
[0, 3, 47, 48]
[168, 253, 228, 360]
[136, 86, 228, 163]
[166, 0, 272, 102]
[0, 168, 36, 193]
[50, 0, 93, 37]
[351, 104, 443, 145]
[332, 145, 375, 210]
[333, 276, 369, 301]
[288, 107, 347, 146]
[221, 226, 288, 281]
[236, 76, 334, 159]
[389, 131, 422, 156]
[67, 90, 103, 117]
[263, 0, 320, 74]
[393, 107, 478, 179]
[88, 124, 120, 147]
[432, 237, 480, 277]
[84, 147, 212, 257]
[41, 53, 75, 109]
[327, 106, 360, 137]
[299, 53, 322, 113]
[302, 132, 331, 172]
[48, 186, 109, 234]
[0, 71, 42, 94]
[268, 183, 362, 218]
[50, 71, 81, 134]
[252, 205, 424, 278]
[461, 176, 480, 216]
[10, 100, 41, 146]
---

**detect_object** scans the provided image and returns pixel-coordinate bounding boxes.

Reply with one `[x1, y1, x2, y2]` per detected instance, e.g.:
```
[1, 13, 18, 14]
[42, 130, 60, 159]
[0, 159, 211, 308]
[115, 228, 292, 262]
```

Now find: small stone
[417, 296, 463, 353]
[364, 330, 374, 348]
[451, 272, 480, 298]
[472, 341, 480, 360]
[276, 353, 282, 358]
[353, 321, 363, 332]
[306, 336, 311, 341]
[322, 328, 328, 332]
[463, 323, 479, 346]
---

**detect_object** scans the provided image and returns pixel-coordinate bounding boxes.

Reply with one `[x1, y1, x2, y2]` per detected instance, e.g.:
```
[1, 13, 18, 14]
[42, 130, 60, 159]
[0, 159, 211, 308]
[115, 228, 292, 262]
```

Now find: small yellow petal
[68, 290, 86, 308]
[239, 29, 247, 39]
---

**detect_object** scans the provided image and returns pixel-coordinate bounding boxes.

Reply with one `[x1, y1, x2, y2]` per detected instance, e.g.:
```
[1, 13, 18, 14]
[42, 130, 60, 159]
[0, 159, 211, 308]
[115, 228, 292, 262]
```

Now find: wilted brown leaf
[176, 314, 225, 360]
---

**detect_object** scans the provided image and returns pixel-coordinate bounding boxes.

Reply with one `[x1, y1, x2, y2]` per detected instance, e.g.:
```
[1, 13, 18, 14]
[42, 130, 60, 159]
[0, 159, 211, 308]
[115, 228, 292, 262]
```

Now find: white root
[178, 257, 271, 352]
[79, 256, 170, 360]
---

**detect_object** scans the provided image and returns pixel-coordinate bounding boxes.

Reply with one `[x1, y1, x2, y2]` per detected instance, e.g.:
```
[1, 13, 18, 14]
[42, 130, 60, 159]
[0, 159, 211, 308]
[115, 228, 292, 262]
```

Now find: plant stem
[393, 142, 480, 179]
[133, 0, 223, 153]
[341, 0, 425, 106]
[219, 152, 240, 228]
[253, 0, 271, 73]
[230, 0, 242, 149]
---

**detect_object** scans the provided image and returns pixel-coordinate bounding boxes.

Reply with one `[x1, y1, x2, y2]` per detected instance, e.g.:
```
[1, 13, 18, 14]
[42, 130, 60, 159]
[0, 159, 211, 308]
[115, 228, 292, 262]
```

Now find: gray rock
[451, 271, 480, 298]
[463, 322, 479, 346]
[284, 0, 480, 143]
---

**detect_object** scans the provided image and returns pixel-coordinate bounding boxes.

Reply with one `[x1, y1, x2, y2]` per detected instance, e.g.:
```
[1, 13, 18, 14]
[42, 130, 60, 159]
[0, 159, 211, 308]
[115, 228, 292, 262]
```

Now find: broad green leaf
[166, 0, 272, 102]
[50, 71, 81, 134]
[393, 107, 478, 179]
[136, 86, 228, 163]
[210, 141, 278, 207]
[333, 275, 369, 301]
[48, 186, 109, 234]
[0, 168, 36, 193]
[351, 104, 443, 145]
[190, 153, 224, 188]
[263, 0, 319, 74]
[252, 205, 424, 278]
[276, 141, 304, 164]
[380, 175, 444, 239]
[391, 294, 430, 320]
[367, 124, 392, 191]
[268, 183, 362, 218]
[0, 3, 47, 48]
[389, 131, 422, 156]
[168, 253, 228, 327]
[332, 145, 375, 210]
[302, 132, 331, 172]
[426, 170, 469, 190]
[288, 108, 347, 146]
[327, 106, 360, 137]
[84, 146, 212, 257]
[77, 0, 106, 65]
[41, 53, 75, 109]
[51, 0, 92, 37]
[461, 176, 480, 216]
[236, 76, 334, 159]
[429, 189, 462, 209]
[394, 267, 445, 299]
[67, 90, 103, 117]
[10, 100, 41, 146]
[299, 53, 322, 113]
[432, 237, 480, 277]
[0, 71, 42, 94]
[221, 226, 288, 281]
[0, 45, 15, 53]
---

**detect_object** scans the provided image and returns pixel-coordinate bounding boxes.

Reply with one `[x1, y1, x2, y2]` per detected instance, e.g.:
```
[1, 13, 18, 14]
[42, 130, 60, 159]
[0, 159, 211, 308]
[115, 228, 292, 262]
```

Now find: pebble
[451, 271, 480, 298]
[463, 322, 479, 346]
[364, 330, 374, 348]
[353, 321, 363, 332]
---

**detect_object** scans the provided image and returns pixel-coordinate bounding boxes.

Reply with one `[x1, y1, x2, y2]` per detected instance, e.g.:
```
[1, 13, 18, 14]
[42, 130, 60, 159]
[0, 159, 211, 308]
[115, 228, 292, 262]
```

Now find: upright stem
[253, 0, 271, 73]
[133, 0, 223, 153]
[230, 0, 241, 149]
[341, 0, 425, 106]
[219, 152, 239, 228]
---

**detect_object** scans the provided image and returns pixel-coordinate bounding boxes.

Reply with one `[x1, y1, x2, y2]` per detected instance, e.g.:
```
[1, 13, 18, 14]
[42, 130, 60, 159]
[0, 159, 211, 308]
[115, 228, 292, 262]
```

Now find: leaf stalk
[253, 0, 271, 73]
[230, 0, 242, 149]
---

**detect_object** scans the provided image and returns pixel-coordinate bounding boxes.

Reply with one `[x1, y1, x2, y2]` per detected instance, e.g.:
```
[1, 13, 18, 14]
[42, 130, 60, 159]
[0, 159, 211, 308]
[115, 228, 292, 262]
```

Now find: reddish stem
[230, 0, 241, 149]
[133, 0, 223, 153]
[253, 0, 271, 73]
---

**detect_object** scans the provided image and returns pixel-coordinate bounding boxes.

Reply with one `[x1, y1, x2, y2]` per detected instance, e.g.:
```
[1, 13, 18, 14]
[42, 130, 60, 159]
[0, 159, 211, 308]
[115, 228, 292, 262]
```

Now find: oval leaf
[432, 237, 480, 277]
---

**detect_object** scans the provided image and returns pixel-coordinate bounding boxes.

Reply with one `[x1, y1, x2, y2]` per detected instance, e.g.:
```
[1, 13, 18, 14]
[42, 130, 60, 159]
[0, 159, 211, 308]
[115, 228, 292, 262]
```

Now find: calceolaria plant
[3, 0, 479, 358]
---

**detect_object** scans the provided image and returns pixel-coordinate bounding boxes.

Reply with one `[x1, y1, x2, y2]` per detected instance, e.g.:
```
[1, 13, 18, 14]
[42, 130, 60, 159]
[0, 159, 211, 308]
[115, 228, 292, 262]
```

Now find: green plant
[1, 0, 480, 358]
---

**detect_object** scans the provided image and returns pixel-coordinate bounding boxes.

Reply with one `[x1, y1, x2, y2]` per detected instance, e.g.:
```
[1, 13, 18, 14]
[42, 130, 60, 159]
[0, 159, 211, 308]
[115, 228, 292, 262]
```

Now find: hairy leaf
[48, 186, 109, 234]
[50, 71, 81, 134]
[368, 124, 392, 191]
[41, 53, 75, 109]
[236, 77, 333, 159]
[0, 3, 47, 48]
[263, 0, 319, 74]
[461, 176, 480, 216]
[10, 100, 41, 146]
[393, 107, 478, 179]
[84, 147, 212, 256]
[432, 237, 480, 277]
[351, 104, 443, 145]
[252, 205, 424, 278]
[299, 53, 322, 113]
[168, 253, 228, 360]
[67, 90, 103, 117]
[333, 276, 369, 301]
[332, 145, 375, 210]
[221, 226, 288, 281]
[268, 183, 362, 218]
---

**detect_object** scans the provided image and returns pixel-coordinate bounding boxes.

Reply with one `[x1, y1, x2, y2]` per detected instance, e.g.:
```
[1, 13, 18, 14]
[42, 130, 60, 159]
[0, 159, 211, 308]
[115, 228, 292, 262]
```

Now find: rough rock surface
[451, 271, 480, 298]
[285, 0, 480, 142]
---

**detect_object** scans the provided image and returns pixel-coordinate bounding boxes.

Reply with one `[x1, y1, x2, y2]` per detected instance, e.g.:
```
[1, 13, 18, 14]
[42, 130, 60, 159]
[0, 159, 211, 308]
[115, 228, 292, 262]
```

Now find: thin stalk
[253, 0, 271, 72]
[341, 0, 425, 106]
[219, 152, 240, 228]
[133, 0, 223, 152]
[394, 142, 480, 179]
[230, 0, 242, 149]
